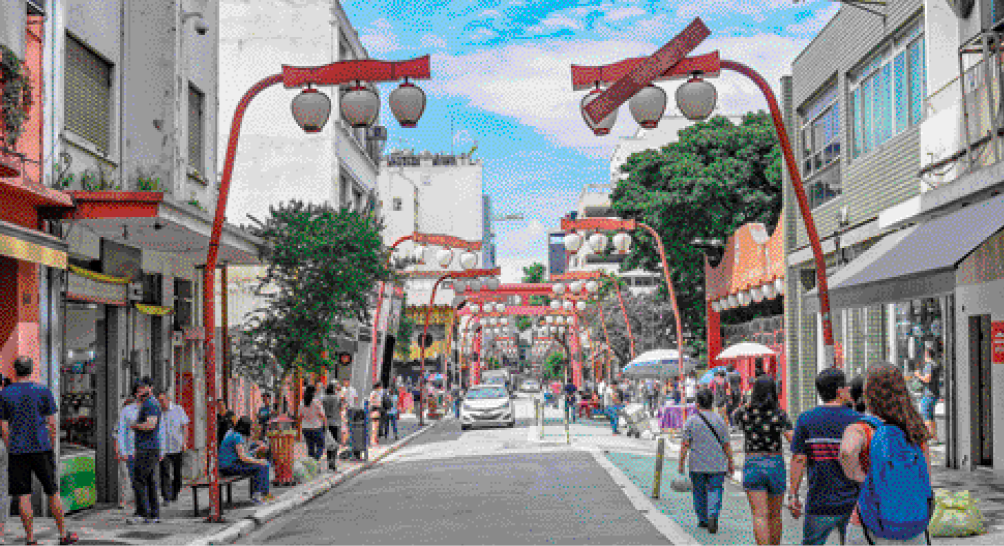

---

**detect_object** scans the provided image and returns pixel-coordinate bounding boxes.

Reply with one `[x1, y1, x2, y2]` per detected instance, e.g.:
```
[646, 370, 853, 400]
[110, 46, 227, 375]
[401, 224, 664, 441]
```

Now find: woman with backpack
[731, 376, 793, 545]
[839, 363, 933, 545]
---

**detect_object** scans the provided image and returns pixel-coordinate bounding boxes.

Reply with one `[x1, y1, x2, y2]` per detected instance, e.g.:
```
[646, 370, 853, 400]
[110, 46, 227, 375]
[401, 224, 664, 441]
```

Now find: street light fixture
[459, 251, 479, 270]
[341, 82, 381, 128]
[612, 232, 632, 254]
[580, 85, 619, 135]
[563, 232, 584, 252]
[436, 248, 454, 268]
[629, 84, 668, 128]
[675, 73, 718, 121]
[290, 87, 331, 133]
[588, 232, 609, 253]
[389, 79, 426, 128]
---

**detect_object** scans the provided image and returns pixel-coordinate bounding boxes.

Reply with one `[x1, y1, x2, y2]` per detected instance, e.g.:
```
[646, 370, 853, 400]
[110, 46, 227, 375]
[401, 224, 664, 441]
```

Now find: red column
[472, 333, 482, 386]
[706, 300, 721, 371]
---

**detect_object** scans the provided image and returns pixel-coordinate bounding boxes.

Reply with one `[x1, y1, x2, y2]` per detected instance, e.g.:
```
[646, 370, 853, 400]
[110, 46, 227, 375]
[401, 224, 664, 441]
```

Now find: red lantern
[389, 80, 426, 128]
[291, 87, 332, 133]
[340, 83, 380, 128]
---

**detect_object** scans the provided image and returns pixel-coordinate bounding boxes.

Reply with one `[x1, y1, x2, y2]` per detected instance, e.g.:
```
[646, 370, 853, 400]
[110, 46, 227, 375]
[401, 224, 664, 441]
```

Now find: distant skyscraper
[482, 194, 496, 269]
[548, 232, 566, 277]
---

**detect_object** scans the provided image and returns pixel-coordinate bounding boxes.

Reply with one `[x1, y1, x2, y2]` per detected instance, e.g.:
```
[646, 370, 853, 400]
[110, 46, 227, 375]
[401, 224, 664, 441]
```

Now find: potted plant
[1, 45, 31, 149]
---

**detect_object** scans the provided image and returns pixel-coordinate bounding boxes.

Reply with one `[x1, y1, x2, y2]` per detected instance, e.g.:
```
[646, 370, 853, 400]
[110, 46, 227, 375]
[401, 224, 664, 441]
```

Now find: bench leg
[192, 487, 199, 518]
[227, 483, 233, 506]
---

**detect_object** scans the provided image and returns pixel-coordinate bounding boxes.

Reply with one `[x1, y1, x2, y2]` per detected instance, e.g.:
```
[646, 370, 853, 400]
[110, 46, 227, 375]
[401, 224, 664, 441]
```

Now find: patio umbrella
[715, 342, 776, 360]
[623, 349, 698, 376]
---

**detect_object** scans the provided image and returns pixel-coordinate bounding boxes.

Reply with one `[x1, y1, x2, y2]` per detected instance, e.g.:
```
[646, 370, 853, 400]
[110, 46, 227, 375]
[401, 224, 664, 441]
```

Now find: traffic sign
[582, 17, 710, 125]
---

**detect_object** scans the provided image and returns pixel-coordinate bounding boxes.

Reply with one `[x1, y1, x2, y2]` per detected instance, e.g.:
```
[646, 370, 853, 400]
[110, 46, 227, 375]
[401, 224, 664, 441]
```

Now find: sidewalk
[8, 415, 436, 546]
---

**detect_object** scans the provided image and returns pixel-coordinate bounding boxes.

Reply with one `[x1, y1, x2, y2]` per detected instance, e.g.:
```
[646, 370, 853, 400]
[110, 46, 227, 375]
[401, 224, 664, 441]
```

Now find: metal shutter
[188, 85, 204, 172]
[64, 36, 111, 153]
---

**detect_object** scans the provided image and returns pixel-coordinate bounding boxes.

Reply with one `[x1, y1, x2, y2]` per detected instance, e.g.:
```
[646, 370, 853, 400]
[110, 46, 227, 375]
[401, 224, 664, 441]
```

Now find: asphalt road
[240, 398, 670, 545]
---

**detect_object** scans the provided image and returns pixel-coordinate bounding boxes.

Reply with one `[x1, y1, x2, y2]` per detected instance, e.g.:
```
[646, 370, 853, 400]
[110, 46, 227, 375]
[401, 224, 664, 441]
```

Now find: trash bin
[268, 415, 296, 486]
[347, 408, 368, 461]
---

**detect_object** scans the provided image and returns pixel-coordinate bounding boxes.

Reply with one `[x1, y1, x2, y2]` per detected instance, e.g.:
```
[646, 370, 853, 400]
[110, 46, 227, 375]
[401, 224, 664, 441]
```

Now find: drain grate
[117, 531, 174, 541]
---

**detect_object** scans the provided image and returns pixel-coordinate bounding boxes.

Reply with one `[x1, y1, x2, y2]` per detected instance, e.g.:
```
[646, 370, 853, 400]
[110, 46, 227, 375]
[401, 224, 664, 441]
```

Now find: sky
[219, 0, 840, 282]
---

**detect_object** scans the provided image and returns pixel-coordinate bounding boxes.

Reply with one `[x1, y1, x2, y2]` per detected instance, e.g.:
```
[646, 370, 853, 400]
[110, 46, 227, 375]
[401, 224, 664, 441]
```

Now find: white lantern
[727, 294, 738, 308]
[711, 301, 721, 313]
[585, 280, 600, 294]
[454, 280, 468, 293]
[340, 83, 380, 128]
[576, 301, 587, 312]
[588, 232, 609, 253]
[563, 232, 584, 252]
[545, 316, 554, 324]
[580, 87, 618, 136]
[629, 84, 668, 129]
[436, 248, 453, 268]
[389, 80, 426, 128]
[412, 245, 427, 264]
[751, 286, 765, 303]
[469, 279, 482, 292]
[775, 278, 785, 296]
[513, 295, 522, 305]
[552, 283, 567, 295]
[550, 300, 561, 310]
[738, 291, 750, 306]
[290, 88, 332, 133]
[497, 303, 506, 314]
[485, 277, 500, 291]
[675, 74, 718, 122]
[763, 282, 776, 300]
[459, 251, 478, 270]
[613, 232, 633, 254]
[563, 301, 574, 311]
[490, 317, 498, 326]
[568, 280, 582, 294]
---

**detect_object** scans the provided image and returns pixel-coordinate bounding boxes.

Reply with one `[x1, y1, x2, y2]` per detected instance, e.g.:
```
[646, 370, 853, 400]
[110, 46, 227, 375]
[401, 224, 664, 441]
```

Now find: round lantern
[720, 298, 730, 311]
[436, 248, 453, 268]
[727, 294, 738, 308]
[459, 251, 478, 270]
[738, 291, 750, 306]
[291, 87, 332, 133]
[485, 277, 500, 291]
[497, 303, 506, 313]
[564, 232, 584, 252]
[629, 84, 668, 129]
[340, 83, 380, 128]
[585, 280, 600, 294]
[576, 301, 587, 312]
[751, 286, 765, 303]
[588, 232, 609, 253]
[552, 283, 567, 295]
[563, 301, 574, 311]
[454, 280, 468, 293]
[389, 80, 426, 128]
[545, 316, 554, 324]
[550, 300, 561, 310]
[569, 280, 584, 294]
[412, 245, 427, 264]
[513, 295, 523, 305]
[469, 279, 482, 292]
[763, 282, 776, 300]
[613, 232, 632, 254]
[675, 74, 717, 122]
[775, 278, 785, 296]
[580, 86, 619, 136]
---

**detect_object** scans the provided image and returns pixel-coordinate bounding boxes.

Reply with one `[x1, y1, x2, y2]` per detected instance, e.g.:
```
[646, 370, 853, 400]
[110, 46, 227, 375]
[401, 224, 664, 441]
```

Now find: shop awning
[806, 193, 1004, 312]
[0, 219, 68, 269]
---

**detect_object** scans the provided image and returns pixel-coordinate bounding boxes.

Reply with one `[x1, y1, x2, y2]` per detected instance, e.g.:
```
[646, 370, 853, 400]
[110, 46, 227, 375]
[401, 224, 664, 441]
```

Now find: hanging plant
[0, 45, 32, 149]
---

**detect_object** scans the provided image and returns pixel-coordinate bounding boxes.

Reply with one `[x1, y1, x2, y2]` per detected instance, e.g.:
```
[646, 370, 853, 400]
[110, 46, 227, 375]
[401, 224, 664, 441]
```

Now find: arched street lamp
[580, 85, 618, 135]
[675, 73, 718, 121]
[290, 87, 331, 132]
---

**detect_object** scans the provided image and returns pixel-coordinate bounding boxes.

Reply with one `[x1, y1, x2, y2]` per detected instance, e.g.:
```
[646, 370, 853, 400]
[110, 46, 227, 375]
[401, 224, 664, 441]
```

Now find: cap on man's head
[132, 379, 148, 395]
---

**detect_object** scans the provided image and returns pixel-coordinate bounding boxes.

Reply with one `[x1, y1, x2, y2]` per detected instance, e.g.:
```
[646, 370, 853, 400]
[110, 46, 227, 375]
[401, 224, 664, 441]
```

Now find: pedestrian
[684, 371, 698, 404]
[157, 390, 189, 507]
[0, 358, 78, 544]
[113, 396, 139, 511]
[913, 344, 942, 445]
[600, 380, 612, 411]
[0, 376, 10, 544]
[726, 364, 743, 428]
[607, 380, 624, 435]
[450, 383, 462, 419]
[563, 379, 578, 424]
[342, 379, 359, 410]
[386, 388, 400, 440]
[839, 363, 933, 545]
[322, 383, 341, 469]
[127, 377, 162, 525]
[216, 408, 235, 447]
[678, 388, 734, 534]
[367, 382, 385, 447]
[378, 384, 394, 439]
[788, 367, 860, 545]
[848, 375, 866, 413]
[219, 416, 272, 504]
[299, 384, 326, 461]
[710, 370, 730, 426]
[256, 392, 272, 434]
[732, 376, 793, 545]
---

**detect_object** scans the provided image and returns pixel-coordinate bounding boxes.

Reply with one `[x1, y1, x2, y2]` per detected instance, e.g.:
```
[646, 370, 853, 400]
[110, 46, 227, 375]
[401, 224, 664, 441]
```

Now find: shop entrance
[969, 314, 993, 467]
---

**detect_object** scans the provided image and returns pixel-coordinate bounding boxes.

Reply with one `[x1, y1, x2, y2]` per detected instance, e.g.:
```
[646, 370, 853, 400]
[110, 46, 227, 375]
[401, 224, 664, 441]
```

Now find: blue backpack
[857, 416, 934, 540]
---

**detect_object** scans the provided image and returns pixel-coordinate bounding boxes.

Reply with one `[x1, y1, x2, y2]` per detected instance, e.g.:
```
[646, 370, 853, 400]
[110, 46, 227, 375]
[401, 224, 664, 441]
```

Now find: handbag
[697, 412, 730, 465]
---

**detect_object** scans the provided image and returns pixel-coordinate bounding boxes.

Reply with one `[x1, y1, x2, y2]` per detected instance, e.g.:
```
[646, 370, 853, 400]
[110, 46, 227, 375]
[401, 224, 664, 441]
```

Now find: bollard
[564, 400, 571, 444]
[652, 437, 666, 499]
[540, 397, 545, 439]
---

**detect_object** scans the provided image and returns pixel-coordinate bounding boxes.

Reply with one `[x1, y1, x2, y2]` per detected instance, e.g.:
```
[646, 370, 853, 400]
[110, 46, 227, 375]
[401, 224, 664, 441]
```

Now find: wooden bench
[186, 474, 253, 517]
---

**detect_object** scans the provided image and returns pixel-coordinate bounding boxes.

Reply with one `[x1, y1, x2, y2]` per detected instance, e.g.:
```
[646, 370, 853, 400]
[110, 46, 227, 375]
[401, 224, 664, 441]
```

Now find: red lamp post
[202, 56, 430, 522]
[571, 18, 837, 367]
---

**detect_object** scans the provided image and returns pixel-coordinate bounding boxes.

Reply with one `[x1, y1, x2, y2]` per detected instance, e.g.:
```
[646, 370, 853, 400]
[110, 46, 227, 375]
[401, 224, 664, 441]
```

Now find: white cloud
[605, 6, 647, 22]
[675, 0, 797, 22]
[420, 34, 448, 50]
[500, 258, 547, 284]
[359, 18, 401, 55]
[525, 13, 585, 35]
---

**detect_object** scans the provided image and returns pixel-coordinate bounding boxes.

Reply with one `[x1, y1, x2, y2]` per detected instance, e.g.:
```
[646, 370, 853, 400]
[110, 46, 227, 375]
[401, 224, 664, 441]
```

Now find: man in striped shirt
[157, 390, 189, 506]
[788, 368, 861, 545]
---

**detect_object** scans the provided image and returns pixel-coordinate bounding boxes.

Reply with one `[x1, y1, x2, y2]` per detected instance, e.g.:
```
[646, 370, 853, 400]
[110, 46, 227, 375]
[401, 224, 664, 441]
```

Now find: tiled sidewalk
[5, 418, 427, 546]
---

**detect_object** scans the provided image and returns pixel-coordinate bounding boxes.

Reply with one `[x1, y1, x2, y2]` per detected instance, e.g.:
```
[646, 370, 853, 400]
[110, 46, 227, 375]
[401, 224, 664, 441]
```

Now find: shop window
[65, 34, 112, 152]
[188, 84, 205, 172]
[800, 84, 842, 209]
[174, 278, 193, 329]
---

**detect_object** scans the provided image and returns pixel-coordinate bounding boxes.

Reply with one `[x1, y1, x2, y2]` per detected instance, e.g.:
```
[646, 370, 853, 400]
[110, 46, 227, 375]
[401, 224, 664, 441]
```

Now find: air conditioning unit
[172, 331, 184, 346]
[958, 0, 1004, 44]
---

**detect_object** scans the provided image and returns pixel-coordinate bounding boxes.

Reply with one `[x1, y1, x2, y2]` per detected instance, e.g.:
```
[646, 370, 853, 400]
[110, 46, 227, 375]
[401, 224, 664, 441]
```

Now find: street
[239, 396, 672, 545]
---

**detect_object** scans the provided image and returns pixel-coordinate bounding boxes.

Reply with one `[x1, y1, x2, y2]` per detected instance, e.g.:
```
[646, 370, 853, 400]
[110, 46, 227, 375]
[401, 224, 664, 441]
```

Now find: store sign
[992, 322, 1004, 364]
[67, 273, 127, 305]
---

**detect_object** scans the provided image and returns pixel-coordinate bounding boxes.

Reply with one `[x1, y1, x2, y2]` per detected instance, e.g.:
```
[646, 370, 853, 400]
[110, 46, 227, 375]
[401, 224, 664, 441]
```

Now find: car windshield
[466, 387, 506, 399]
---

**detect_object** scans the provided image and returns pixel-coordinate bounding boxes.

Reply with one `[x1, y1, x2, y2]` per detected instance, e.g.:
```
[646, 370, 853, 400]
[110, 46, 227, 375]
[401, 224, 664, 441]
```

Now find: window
[850, 21, 926, 159]
[188, 85, 205, 172]
[392, 197, 402, 211]
[799, 84, 842, 209]
[65, 35, 112, 152]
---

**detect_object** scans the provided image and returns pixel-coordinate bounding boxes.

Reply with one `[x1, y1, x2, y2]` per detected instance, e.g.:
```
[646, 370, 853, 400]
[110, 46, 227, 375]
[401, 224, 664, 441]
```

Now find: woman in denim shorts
[732, 376, 793, 545]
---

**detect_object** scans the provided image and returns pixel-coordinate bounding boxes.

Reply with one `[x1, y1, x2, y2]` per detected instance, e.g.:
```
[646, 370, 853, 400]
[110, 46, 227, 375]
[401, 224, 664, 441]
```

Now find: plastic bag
[291, 460, 308, 484]
[928, 489, 986, 537]
[670, 476, 693, 492]
[300, 457, 319, 480]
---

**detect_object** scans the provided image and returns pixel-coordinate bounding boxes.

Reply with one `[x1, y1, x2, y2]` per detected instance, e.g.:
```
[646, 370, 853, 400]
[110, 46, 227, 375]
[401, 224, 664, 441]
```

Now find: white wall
[1, 3, 26, 55]
[919, 0, 963, 189]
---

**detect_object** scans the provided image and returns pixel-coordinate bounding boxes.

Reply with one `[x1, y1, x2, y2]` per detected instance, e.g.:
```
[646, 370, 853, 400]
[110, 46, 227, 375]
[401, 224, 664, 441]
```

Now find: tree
[239, 201, 394, 390]
[516, 262, 547, 332]
[609, 113, 783, 362]
[394, 294, 416, 360]
[544, 352, 567, 380]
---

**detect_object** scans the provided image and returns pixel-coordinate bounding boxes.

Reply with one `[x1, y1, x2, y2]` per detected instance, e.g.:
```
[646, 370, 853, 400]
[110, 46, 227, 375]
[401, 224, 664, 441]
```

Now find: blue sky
[220, 0, 841, 281]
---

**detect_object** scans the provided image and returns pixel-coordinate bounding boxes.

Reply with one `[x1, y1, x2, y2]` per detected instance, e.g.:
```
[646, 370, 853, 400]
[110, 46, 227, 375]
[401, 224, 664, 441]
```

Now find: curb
[188, 418, 447, 546]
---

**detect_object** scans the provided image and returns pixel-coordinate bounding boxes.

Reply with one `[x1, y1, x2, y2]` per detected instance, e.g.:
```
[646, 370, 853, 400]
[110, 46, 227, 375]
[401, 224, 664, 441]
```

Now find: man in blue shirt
[0, 357, 78, 545]
[789, 368, 861, 545]
[129, 377, 162, 524]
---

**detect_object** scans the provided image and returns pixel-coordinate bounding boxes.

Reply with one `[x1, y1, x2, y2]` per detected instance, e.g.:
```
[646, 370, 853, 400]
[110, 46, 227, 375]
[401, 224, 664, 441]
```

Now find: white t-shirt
[684, 378, 698, 398]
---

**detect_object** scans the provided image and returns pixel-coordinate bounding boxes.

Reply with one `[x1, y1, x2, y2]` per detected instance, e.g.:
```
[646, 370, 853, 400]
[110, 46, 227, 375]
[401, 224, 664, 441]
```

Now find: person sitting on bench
[219, 417, 272, 504]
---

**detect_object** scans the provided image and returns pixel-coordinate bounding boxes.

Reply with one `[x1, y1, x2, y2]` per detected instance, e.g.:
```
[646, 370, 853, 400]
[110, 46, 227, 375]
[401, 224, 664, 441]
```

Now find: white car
[460, 385, 516, 430]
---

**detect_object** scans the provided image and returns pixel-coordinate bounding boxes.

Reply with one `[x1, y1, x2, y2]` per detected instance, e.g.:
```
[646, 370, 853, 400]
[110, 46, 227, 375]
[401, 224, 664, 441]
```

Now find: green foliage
[135, 175, 165, 192]
[80, 167, 121, 191]
[609, 113, 783, 362]
[516, 261, 548, 332]
[241, 200, 395, 383]
[395, 294, 415, 359]
[1, 45, 31, 148]
[543, 352, 567, 380]
[187, 198, 205, 211]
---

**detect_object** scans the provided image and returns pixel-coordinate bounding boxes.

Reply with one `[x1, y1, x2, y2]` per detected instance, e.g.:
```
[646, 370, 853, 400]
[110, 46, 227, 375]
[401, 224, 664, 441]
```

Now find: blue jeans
[454, 399, 461, 419]
[132, 449, 160, 519]
[607, 405, 623, 433]
[303, 428, 325, 460]
[919, 395, 936, 421]
[802, 513, 851, 545]
[742, 454, 787, 496]
[690, 472, 726, 525]
[564, 397, 577, 423]
[221, 461, 270, 496]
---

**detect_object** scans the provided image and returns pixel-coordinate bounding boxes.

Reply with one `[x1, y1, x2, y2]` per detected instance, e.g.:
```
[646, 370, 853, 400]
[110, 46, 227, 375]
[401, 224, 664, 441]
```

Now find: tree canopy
[516, 262, 547, 332]
[237, 201, 394, 388]
[609, 113, 783, 361]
